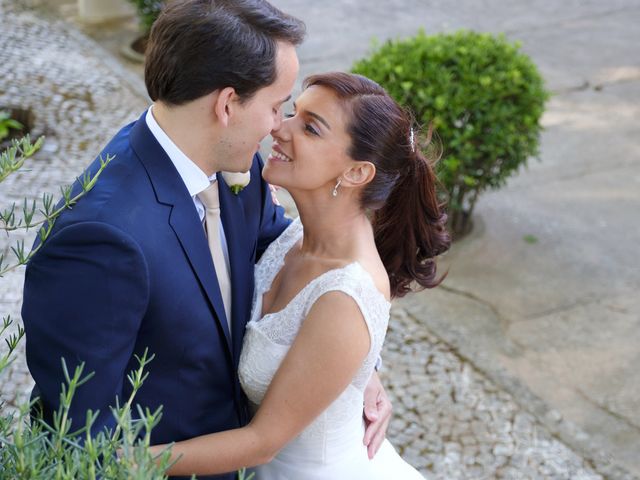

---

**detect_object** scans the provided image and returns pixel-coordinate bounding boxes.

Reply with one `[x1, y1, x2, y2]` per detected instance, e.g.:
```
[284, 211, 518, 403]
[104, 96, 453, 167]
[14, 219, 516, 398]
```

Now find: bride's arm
[154, 291, 371, 476]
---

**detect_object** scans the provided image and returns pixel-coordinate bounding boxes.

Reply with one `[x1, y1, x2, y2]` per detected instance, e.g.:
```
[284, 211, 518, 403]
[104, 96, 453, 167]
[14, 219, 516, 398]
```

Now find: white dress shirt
[145, 106, 232, 296]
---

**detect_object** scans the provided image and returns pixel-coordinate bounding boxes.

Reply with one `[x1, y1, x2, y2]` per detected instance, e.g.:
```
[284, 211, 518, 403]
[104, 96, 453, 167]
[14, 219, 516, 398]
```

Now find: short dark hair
[303, 72, 451, 298]
[145, 0, 306, 105]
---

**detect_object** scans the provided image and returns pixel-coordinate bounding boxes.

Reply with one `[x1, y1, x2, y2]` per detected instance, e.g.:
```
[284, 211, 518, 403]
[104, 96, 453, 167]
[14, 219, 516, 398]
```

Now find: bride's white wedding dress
[238, 218, 425, 479]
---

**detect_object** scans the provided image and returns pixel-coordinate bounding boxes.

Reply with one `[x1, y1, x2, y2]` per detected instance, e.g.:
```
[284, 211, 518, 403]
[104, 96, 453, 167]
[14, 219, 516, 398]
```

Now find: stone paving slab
[383, 309, 605, 479]
[277, 0, 640, 93]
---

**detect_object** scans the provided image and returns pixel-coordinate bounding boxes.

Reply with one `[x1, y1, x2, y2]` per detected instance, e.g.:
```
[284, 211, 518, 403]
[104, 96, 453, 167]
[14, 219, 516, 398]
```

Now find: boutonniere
[221, 171, 251, 195]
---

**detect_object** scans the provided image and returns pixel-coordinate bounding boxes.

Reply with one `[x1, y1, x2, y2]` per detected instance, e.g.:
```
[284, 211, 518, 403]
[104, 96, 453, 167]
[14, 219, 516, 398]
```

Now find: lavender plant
[0, 136, 172, 479]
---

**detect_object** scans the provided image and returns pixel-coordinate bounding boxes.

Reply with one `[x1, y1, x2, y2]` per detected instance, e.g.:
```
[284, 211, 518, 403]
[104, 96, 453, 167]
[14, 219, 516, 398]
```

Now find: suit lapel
[129, 113, 233, 355]
[218, 176, 252, 367]
[168, 205, 233, 347]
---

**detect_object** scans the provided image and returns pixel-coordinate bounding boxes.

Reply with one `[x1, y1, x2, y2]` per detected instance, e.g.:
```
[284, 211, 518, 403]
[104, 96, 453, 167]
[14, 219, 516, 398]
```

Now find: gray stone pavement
[1, 0, 639, 479]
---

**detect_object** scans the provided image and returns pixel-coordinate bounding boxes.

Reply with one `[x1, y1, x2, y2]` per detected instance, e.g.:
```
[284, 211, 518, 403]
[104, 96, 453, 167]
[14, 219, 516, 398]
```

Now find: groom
[22, 0, 390, 478]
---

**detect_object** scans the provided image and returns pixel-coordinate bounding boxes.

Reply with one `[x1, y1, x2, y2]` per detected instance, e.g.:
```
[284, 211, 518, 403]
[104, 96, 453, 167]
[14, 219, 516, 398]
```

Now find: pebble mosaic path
[0, 1, 614, 478]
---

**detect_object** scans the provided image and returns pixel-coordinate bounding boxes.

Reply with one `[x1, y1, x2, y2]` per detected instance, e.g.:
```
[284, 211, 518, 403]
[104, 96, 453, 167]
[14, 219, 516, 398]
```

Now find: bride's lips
[268, 143, 293, 163]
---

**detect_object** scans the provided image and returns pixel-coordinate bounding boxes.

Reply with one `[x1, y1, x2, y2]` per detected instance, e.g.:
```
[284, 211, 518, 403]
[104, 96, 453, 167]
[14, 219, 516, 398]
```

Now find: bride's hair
[303, 72, 451, 298]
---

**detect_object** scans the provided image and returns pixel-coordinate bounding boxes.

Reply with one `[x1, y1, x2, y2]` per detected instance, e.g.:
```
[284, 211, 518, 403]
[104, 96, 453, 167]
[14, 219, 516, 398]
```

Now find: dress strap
[302, 263, 390, 365]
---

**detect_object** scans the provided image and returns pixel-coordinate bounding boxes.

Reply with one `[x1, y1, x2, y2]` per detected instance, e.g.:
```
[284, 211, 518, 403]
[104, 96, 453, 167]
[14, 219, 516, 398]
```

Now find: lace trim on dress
[254, 217, 303, 297]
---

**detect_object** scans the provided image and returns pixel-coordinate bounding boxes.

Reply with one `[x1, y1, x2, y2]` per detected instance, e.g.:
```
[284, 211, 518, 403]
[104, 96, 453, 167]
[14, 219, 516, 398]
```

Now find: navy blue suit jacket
[22, 112, 290, 479]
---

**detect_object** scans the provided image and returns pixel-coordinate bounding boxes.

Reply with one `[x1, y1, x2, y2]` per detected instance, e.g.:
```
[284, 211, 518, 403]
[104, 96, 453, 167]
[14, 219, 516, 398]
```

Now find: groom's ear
[213, 87, 237, 127]
[342, 161, 376, 188]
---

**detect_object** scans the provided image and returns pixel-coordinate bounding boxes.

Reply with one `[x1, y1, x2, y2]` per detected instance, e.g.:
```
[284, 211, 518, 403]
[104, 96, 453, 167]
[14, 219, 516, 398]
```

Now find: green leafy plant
[128, 0, 165, 35]
[353, 30, 549, 236]
[0, 136, 174, 478]
[0, 110, 24, 141]
[0, 332, 173, 479]
[0, 136, 113, 276]
[239, 467, 256, 480]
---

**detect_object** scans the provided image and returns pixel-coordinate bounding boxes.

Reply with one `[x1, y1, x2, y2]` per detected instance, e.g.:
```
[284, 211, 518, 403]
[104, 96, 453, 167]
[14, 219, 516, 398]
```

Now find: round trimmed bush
[128, 0, 164, 34]
[352, 30, 549, 236]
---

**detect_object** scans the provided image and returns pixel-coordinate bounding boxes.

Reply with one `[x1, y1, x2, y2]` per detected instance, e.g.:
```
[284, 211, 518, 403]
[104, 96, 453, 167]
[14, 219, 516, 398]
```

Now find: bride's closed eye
[285, 112, 320, 136]
[304, 123, 319, 136]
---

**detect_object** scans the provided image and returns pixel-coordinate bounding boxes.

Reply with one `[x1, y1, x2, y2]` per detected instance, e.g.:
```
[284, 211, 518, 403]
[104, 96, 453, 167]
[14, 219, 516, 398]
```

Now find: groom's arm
[22, 221, 149, 435]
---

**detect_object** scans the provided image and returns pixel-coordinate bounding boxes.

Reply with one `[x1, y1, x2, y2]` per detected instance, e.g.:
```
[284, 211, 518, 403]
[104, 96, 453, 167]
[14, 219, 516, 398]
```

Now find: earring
[332, 179, 342, 197]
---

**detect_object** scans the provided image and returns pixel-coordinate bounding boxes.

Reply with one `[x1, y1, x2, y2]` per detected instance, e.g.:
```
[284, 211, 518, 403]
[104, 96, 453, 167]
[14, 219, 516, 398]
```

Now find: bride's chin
[262, 169, 288, 189]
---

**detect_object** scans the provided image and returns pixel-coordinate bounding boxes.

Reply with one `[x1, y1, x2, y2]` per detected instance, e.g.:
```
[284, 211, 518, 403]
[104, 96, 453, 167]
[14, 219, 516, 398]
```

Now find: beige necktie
[198, 181, 232, 328]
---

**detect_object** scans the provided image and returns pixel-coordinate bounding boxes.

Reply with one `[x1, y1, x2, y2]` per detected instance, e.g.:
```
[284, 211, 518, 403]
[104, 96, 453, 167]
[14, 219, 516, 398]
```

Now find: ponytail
[372, 126, 451, 298]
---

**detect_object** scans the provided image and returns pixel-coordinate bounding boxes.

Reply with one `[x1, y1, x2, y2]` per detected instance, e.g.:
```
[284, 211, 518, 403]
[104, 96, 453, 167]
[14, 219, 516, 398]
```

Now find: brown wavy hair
[303, 72, 451, 298]
[145, 0, 306, 105]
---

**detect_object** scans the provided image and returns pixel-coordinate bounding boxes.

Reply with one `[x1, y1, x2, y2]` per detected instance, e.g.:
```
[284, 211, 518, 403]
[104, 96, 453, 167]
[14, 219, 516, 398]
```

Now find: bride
[152, 72, 451, 479]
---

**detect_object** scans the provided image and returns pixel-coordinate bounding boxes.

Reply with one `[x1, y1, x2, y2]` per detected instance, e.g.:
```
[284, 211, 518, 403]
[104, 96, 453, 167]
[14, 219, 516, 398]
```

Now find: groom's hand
[363, 371, 392, 459]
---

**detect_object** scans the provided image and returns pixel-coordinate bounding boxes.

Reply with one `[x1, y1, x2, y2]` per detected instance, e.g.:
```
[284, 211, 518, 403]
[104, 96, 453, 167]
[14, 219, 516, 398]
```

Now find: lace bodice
[238, 217, 391, 462]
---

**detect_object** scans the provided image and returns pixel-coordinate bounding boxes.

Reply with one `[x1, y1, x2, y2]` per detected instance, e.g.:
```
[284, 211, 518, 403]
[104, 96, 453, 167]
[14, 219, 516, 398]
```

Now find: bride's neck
[294, 192, 371, 261]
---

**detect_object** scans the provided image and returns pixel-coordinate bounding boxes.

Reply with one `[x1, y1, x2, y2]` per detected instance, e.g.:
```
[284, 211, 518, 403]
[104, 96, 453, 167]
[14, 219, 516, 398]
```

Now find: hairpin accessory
[332, 178, 342, 197]
[409, 128, 415, 153]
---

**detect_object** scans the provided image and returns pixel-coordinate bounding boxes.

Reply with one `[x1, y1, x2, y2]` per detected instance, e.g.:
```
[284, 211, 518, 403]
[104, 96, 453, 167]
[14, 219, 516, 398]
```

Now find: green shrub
[128, 0, 164, 35]
[0, 110, 23, 142]
[353, 30, 549, 236]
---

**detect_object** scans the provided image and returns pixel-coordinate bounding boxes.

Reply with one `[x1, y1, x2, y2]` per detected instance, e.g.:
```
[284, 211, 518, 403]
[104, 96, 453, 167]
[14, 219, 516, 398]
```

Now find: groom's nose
[271, 116, 290, 141]
[272, 111, 283, 132]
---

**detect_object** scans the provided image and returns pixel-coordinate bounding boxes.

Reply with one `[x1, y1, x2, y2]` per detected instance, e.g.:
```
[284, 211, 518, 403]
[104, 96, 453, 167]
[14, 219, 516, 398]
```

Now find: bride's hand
[362, 372, 392, 459]
[269, 184, 281, 206]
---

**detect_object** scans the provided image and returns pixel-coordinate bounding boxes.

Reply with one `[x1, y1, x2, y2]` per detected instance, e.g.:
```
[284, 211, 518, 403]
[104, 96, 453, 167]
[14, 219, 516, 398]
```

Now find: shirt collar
[145, 106, 216, 197]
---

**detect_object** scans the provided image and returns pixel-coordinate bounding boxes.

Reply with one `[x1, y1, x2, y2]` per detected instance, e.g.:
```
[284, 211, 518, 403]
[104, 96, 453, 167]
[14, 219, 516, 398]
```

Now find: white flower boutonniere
[221, 171, 251, 195]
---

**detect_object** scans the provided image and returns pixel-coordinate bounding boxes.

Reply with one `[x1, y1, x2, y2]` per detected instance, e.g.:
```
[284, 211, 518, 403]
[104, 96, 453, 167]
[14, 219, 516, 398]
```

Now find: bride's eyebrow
[292, 101, 331, 130]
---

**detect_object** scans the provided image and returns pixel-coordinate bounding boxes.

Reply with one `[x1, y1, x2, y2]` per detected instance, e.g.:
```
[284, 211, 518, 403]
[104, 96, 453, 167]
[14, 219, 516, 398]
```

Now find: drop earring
[332, 179, 342, 197]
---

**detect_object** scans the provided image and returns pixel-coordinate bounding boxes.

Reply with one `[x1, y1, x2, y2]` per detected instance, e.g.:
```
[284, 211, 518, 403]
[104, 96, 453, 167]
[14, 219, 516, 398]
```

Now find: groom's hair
[145, 0, 305, 105]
